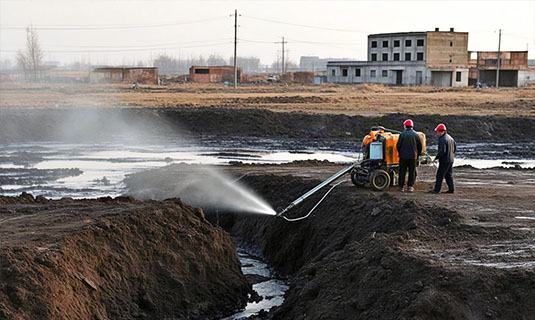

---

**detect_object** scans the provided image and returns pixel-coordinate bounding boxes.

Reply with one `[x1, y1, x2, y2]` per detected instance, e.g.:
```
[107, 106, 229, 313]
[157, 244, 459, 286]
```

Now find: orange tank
[362, 129, 427, 166]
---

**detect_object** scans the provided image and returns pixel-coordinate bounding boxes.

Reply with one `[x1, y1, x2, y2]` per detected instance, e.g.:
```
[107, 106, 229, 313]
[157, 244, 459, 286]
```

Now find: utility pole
[496, 29, 501, 88]
[232, 9, 239, 89]
[275, 37, 287, 75]
[476, 51, 480, 90]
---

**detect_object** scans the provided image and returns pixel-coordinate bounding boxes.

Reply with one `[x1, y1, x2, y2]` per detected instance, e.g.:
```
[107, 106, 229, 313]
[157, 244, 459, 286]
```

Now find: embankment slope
[0, 194, 249, 319]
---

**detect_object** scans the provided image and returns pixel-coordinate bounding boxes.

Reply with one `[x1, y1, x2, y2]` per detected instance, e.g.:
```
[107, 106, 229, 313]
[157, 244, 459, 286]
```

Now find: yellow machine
[276, 126, 431, 217]
[351, 126, 429, 190]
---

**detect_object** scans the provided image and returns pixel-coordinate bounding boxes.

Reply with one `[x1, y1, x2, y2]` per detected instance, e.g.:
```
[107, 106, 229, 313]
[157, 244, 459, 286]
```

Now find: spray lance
[276, 163, 358, 221]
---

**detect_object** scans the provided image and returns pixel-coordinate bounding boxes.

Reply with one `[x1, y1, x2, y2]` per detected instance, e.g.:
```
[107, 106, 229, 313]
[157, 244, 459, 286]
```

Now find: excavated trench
[119, 162, 535, 319]
[205, 174, 535, 319]
[2, 107, 535, 319]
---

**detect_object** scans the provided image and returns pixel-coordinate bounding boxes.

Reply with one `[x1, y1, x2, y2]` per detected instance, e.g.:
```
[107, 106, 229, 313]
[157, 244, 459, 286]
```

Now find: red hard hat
[403, 119, 414, 127]
[435, 123, 446, 131]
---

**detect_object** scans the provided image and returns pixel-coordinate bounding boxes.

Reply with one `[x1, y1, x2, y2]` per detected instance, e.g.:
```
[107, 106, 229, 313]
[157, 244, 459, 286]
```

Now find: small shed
[90, 67, 158, 84]
[189, 66, 242, 83]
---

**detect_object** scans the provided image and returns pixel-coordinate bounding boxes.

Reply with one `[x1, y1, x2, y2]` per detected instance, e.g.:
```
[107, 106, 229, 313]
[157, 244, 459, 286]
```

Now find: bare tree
[17, 27, 44, 81]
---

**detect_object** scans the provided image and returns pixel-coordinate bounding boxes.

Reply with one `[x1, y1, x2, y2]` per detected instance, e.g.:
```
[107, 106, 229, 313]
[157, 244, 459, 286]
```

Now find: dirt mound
[0, 195, 249, 319]
[2, 108, 535, 147]
[222, 96, 330, 105]
[212, 175, 535, 319]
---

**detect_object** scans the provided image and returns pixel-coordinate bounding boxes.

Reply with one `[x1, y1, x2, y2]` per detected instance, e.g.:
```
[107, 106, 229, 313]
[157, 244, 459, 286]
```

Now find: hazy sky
[1, 0, 534, 66]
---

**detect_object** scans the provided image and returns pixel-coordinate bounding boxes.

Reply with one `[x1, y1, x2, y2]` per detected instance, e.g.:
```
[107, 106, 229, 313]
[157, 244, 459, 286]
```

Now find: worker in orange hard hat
[396, 119, 422, 193]
[429, 123, 456, 194]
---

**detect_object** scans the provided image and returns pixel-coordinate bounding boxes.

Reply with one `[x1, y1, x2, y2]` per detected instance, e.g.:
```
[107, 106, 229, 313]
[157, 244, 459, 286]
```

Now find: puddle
[515, 216, 535, 221]
[225, 249, 288, 319]
[1, 142, 534, 199]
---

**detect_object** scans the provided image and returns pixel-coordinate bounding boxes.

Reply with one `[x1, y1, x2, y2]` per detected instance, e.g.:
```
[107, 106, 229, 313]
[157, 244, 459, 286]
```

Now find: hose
[282, 179, 349, 222]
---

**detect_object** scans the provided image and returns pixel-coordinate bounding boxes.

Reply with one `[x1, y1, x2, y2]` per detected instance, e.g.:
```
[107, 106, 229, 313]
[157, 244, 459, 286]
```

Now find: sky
[1, 0, 534, 66]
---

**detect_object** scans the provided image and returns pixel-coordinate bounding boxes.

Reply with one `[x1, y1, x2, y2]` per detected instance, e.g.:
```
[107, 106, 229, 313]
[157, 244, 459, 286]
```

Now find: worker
[396, 119, 422, 193]
[430, 123, 456, 194]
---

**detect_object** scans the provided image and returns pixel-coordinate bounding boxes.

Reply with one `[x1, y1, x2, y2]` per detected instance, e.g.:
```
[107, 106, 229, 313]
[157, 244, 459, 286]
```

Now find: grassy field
[1, 82, 534, 116]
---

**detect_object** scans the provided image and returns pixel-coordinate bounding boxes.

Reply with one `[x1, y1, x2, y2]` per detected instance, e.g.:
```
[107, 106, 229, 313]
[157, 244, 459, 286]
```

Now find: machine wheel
[351, 172, 365, 187]
[370, 169, 391, 191]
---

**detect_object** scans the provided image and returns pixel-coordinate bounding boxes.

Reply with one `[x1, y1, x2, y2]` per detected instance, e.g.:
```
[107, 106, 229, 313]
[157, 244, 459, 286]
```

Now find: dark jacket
[396, 129, 422, 160]
[435, 133, 456, 163]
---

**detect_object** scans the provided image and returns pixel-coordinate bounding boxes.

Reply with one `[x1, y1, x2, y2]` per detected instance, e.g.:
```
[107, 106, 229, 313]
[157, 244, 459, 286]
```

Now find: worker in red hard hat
[396, 119, 422, 193]
[429, 123, 456, 194]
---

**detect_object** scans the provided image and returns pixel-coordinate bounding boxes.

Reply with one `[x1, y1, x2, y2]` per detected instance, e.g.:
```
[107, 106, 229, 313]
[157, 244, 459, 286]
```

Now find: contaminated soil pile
[0, 194, 249, 319]
[213, 175, 535, 319]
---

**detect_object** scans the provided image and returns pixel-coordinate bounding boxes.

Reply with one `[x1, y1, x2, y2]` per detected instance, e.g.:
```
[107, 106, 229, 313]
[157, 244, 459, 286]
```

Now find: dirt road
[1, 82, 534, 116]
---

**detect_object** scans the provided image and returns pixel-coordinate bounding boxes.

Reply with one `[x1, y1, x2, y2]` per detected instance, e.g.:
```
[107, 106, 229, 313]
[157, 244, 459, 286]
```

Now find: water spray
[276, 164, 356, 221]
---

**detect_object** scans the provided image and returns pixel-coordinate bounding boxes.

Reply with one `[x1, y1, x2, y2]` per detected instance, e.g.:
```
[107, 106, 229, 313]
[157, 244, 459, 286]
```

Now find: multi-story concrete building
[327, 28, 470, 86]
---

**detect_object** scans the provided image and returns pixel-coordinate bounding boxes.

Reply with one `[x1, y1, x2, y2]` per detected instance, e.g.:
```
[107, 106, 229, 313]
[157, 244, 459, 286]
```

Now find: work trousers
[434, 162, 454, 192]
[399, 159, 417, 187]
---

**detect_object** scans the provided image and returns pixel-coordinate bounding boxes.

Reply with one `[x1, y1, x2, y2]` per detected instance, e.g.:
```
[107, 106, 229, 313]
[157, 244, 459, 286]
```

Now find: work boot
[442, 190, 454, 194]
[408, 186, 415, 193]
[427, 190, 439, 194]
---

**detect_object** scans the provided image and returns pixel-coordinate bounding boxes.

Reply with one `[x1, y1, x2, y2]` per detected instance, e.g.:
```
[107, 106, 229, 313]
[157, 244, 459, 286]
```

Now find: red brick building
[189, 66, 242, 83]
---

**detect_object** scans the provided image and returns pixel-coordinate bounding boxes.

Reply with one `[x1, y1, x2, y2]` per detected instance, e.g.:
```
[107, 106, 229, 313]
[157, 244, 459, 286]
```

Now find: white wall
[518, 69, 535, 86]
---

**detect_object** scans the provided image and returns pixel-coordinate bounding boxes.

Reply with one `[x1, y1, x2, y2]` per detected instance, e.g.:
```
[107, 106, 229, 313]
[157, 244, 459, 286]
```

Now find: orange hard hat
[403, 119, 414, 127]
[435, 123, 447, 131]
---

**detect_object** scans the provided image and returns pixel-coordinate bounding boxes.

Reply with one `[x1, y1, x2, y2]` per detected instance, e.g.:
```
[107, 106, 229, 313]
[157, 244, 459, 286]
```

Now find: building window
[194, 68, 210, 74]
[382, 70, 388, 77]
[342, 68, 348, 77]
[405, 39, 412, 47]
[370, 70, 376, 77]
[331, 69, 335, 76]
[450, 41, 453, 47]
[355, 68, 361, 77]
[417, 52, 424, 61]
[382, 53, 388, 61]
[393, 53, 400, 61]
[371, 53, 377, 61]
[449, 55, 453, 63]
[382, 40, 388, 48]
[371, 41, 377, 48]
[405, 52, 411, 61]
[456, 71, 462, 82]
[417, 39, 424, 46]
[394, 40, 400, 47]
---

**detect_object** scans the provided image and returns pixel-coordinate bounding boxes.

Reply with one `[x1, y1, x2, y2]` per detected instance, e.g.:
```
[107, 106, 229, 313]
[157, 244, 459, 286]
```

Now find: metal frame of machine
[276, 126, 430, 217]
[351, 126, 429, 191]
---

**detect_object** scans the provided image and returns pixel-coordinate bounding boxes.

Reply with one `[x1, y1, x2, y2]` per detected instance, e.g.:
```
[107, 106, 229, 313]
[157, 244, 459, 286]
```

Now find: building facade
[469, 51, 535, 87]
[327, 28, 469, 86]
[90, 67, 158, 84]
[189, 66, 242, 83]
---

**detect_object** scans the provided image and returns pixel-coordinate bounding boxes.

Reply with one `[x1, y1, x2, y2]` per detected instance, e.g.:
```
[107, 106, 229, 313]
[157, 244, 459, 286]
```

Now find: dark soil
[0, 168, 82, 185]
[1, 108, 534, 150]
[0, 194, 249, 320]
[123, 162, 535, 319]
[218, 175, 535, 320]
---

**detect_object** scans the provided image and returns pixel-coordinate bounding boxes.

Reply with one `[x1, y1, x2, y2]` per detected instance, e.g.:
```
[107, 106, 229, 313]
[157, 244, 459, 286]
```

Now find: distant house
[470, 51, 535, 87]
[328, 28, 470, 86]
[189, 66, 242, 83]
[90, 67, 158, 84]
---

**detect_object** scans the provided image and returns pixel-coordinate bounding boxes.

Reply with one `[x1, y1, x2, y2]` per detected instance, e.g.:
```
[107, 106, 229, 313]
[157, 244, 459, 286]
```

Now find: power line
[41, 38, 233, 49]
[0, 16, 227, 30]
[242, 15, 370, 33]
[0, 41, 232, 53]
